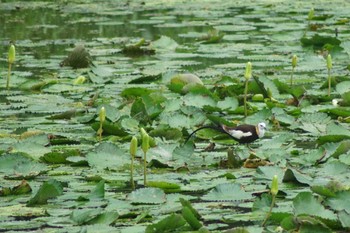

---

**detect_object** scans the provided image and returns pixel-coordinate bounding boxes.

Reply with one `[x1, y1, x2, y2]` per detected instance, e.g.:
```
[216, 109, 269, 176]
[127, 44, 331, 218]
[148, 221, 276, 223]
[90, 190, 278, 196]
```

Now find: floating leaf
[89, 180, 105, 200]
[298, 112, 331, 135]
[326, 191, 350, 213]
[338, 210, 350, 228]
[122, 38, 155, 56]
[121, 87, 154, 100]
[0, 153, 47, 179]
[0, 204, 46, 218]
[147, 181, 181, 191]
[70, 209, 101, 225]
[202, 183, 252, 202]
[336, 81, 350, 95]
[283, 168, 313, 185]
[179, 198, 201, 220]
[217, 97, 239, 111]
[12, 134, 51, 160]
[128, 187, 166, 204]
[293, 192, 337, 220]
[149, 125, 182, 141]
[151, 35, 178, 51]
[145, 213, 186, 233]
[182, 206, 202, 230]
[27, 179, 63, 206]
[86, 142, 129, 170]
[0, 180, 32, 196]
[42, 149, 80, 164]
[311, 185, 336, 198]
[300, 34, 341, 48]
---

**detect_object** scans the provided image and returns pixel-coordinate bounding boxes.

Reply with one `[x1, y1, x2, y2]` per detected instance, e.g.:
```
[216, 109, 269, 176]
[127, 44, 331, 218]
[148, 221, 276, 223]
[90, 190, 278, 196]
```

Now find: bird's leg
[246, 144, 256, 155]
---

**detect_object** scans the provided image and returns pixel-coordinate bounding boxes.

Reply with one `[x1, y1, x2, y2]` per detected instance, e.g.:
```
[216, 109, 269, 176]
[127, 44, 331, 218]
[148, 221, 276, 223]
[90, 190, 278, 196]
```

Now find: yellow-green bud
[8, 44, 15, 64]
[327, 54, 332, 70]
[73, 75, 86, 84]
[140, 128, 147, 138]
[252, 94, 264, 102]
[244, 62, 252, 80]
[99, 107, 106, 123]
[141, 133, 150, 154]
[292, 55, 297, 68]
[267, 87, 272, 99]
[271, 175, 278, 196]
[130, 136, 138, 157]
[308, 8, 314, 20]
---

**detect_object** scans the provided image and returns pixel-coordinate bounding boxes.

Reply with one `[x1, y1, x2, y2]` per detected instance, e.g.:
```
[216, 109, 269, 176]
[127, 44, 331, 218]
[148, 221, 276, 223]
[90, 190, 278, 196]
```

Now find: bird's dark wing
[185, 125, 239, 144]
[228, 124, 256, 133]
[223, 124, 258, 143]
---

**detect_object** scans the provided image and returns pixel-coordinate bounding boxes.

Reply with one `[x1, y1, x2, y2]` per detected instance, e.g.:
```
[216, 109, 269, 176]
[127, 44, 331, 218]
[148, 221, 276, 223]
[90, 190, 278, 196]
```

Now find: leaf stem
[7, 63, 12, 89]
[97, 123, 103, 142]
[244, 79, 249, 117]
[328, 68, 331, 97]
[131, 156, 135, 190]
[262, 194, 276, 226]
[143, 151, 147, 186]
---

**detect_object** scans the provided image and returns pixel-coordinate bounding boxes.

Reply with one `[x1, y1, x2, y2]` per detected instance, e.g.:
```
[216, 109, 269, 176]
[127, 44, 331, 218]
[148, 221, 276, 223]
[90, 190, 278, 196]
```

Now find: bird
[185, 122, 266, 145]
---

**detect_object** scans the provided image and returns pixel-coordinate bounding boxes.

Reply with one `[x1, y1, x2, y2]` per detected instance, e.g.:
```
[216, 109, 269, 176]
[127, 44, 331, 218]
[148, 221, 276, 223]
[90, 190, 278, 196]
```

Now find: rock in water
[60, 45, 92, 69]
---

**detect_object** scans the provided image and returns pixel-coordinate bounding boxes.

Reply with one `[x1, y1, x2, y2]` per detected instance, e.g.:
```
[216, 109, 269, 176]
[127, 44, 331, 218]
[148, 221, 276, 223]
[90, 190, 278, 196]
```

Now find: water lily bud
[141, 133, 150, 154]
[308, 8, 314, 20]
[252, 94, 264, 102]
[73, 75, 86, 84]
[292, 55, 297, 68]
[130, 136, 138, 157]
[267, 88, 273, 99]
[8, 44, 15, 64]
[271, 175, 278, 196]
[327, 54, 332, 70]
[140, 127, 147, 138]
[99, 107, 106, 123]
[244, 62, 252, 80]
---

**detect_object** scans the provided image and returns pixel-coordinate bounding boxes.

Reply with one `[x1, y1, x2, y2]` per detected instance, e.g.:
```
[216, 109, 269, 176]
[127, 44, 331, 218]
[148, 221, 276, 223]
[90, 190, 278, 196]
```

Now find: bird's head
[257, 122, 266, 138]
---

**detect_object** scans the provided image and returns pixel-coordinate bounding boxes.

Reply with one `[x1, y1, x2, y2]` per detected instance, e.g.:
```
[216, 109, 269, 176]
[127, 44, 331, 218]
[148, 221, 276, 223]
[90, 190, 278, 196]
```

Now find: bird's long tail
[184, 125, 235, 144]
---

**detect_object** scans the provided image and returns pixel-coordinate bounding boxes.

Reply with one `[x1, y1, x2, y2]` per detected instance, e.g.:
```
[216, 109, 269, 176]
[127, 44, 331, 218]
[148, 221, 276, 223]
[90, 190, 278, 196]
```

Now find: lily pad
[293, 192, 337, 220]
[27, 179, 63, 206]
[0, 153, 47, 179]
[86, 142, 129, 170]
[127, 187, 166, 204]
[202, 183, 252, 202]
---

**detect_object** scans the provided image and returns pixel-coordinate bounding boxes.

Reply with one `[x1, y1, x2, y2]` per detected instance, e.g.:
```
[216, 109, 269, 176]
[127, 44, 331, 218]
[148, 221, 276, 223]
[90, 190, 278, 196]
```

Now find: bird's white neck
[256, 126, 265, 138]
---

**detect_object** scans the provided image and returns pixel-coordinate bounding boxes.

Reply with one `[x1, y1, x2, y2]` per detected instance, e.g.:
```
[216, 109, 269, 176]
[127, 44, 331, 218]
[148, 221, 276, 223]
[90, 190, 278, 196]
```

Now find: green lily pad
[0, 204, 46, 217]
[12, 134, 51, 160]
[127, 187, 166, 204]
[145, 213, 186, 233]
[202, 183, 252, 202]
[338, 210, 350, 228]
[86, 142, 129, 170]
[326, 191, 350, 213]
[300, 34, 341, 48]
[293, 192, 337, 220]
[27, 179, 63, 206]
[217, 96, 239, 111]
[0, 153, 48, 179]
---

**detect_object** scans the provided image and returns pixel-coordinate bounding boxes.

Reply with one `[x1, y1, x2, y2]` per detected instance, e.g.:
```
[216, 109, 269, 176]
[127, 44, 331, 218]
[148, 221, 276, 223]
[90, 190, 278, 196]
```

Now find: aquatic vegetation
[130, 136, 138, 190]
[6, 43, 15, 89]
[1, 1, 350, 232]
[327, 54, 333, 96]
[244, 61, 252, 117]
